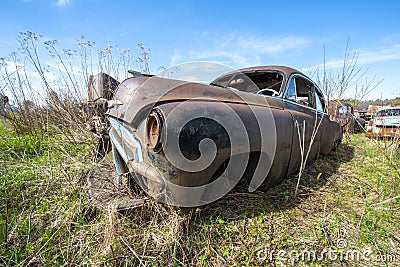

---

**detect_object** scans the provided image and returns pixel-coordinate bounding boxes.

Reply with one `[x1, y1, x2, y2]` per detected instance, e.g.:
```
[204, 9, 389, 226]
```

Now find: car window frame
[283, 73, 327, 114]
[315, 91, 325, 113]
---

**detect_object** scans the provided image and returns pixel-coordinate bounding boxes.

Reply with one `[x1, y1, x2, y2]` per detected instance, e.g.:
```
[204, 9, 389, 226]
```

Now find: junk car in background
[329, 101, 365, 133]
[80, 73, 120, 159]
[367, 107, 400, 138]
[102, 65, 343, 207]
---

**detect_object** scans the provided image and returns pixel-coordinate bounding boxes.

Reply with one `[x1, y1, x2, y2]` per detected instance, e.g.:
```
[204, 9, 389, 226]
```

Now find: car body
[368, 107, 400, 138]
[106, 66, 342, 207]
[355, 109, 372, 131]
[328, 101, 365, 133]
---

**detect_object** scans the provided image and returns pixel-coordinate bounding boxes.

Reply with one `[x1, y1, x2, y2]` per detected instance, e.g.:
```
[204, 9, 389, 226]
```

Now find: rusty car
[367, 107, 400, 138]
[328, 101, 365, 133]
[104, 66, 342, 207]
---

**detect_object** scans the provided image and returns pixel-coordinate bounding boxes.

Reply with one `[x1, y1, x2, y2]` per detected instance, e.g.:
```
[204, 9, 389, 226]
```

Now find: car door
[284, 74, 322, 176]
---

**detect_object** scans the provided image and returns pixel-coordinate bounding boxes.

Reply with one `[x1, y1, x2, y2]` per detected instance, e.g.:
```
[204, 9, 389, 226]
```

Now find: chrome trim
[111, 144, 127, 176]
[109, 117, 143, 163]
[283, 98, 326, 115]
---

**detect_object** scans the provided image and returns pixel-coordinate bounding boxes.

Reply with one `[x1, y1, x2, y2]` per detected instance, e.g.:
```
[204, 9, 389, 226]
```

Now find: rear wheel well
[333, 139, 341, 151]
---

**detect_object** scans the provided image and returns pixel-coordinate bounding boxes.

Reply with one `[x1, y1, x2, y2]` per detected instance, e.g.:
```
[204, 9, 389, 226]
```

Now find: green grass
[0, 119, 399, 266]
[0, 120, 97, 266]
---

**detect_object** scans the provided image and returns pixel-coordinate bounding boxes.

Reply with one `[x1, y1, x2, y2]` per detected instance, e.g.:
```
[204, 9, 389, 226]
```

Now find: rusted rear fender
[320, 117, 342, 154]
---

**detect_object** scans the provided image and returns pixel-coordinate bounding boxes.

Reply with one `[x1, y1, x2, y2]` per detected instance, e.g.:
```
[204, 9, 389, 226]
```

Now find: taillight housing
[146, 109, 163, 152]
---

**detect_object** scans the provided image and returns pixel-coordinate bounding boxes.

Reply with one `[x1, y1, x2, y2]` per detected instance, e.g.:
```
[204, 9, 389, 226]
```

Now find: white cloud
[3, 60, 54, 80]
[171, 50, 183, 64]
[46, 62, 81, 75]
[57, 0, 71, 7]
[157, 62, 234, 82]
[171, 33, 309, 68]
[304, 44, 400, 72]
[27, 70, 55, 80]
[237, 36, 309, 55]
[187, 50, 252, 66]
[3, 60, 25, 73]
[1, 60, 56, 86]
[357, 46, 400, 64]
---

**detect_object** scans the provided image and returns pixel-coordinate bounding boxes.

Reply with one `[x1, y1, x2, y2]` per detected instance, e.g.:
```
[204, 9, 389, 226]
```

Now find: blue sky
[1, 0, 400, 99]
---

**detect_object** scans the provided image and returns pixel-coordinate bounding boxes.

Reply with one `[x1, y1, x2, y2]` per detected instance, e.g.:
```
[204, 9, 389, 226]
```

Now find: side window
[285, 75, 316, 108]
[295, 77, 313, 107]
[315, 92, 325, 112]
[285, 77, 297, 101]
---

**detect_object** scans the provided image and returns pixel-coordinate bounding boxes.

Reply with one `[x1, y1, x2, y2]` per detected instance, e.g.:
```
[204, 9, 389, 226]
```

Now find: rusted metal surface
[369, 126, 400, 138]
[106, 66, 343, 206]
[88, 72, 120, 102]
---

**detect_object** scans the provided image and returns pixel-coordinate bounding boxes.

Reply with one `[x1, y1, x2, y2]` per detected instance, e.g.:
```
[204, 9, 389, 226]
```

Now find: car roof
[219, 65, 301, 78]
[236, 65, 300, 76]
[377, 106, 400, 111]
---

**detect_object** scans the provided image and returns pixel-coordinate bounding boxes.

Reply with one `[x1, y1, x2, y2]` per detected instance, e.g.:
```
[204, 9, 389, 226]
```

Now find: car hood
[106, 76, 282, 128]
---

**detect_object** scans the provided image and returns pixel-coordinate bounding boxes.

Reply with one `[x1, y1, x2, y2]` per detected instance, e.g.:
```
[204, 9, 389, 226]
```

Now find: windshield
[211, 71, 284, 96]
[338, 106, 347, 114]
[376, 108, 400, 117]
